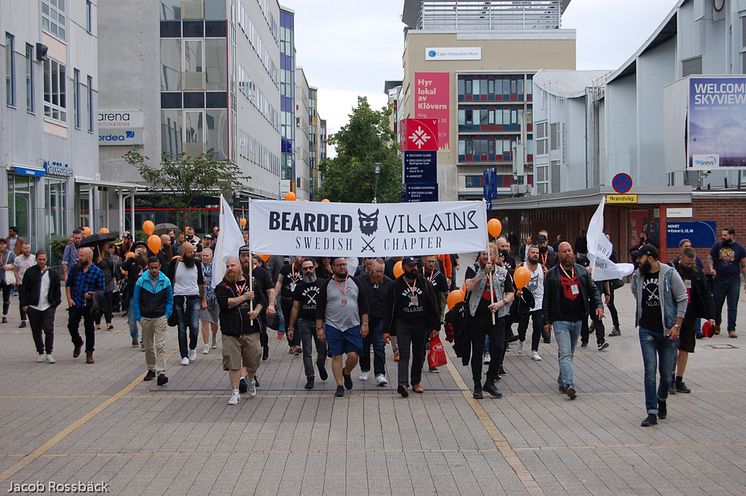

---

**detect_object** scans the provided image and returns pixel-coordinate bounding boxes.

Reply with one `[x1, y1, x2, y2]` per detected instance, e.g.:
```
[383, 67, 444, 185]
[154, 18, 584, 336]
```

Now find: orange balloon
[143, 220, 155, 236]
[239, 217, 247, 227]
[83, 226, 91, 236]
[322, 198, 330, 203]
[258, 254, 271, 262]
[393, 261, 404, 278]
[447, 290, 466, 310]
[513, 266, 531, 290]
[147, 234, 162, 254]
[487, 218, 502, 238]
[98, 227, 109, 234]
[284, 191, 296, 201]
[125, 252, 134, 259]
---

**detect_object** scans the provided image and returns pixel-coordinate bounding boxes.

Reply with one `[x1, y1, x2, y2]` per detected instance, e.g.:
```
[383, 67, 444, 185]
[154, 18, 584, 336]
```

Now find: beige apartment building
[399, 0, 576, 201]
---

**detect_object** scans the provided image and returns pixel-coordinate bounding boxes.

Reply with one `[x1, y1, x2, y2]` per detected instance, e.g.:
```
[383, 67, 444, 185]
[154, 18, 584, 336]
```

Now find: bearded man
[65, 247, 105, 364]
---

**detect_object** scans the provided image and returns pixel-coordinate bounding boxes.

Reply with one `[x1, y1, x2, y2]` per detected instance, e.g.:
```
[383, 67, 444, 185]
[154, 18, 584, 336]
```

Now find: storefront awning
[493, 186, 692, 210]
[74, 177, 146, 190]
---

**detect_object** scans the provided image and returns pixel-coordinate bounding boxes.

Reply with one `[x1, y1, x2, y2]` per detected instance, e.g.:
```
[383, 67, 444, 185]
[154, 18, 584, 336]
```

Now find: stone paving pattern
[1, 275, 746, 495]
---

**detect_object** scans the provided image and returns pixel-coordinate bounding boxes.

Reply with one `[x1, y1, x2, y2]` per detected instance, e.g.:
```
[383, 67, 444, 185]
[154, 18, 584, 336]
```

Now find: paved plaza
[1, 278, 746, 495]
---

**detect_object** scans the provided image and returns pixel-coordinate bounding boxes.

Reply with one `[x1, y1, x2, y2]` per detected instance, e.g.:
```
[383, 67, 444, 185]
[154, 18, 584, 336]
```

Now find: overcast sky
[279, 0, 680, 151]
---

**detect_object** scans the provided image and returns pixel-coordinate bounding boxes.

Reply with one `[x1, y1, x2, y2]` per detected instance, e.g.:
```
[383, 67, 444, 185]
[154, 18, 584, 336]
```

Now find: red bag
[428, 336, 448, 368]
[702, 320, 715, 338]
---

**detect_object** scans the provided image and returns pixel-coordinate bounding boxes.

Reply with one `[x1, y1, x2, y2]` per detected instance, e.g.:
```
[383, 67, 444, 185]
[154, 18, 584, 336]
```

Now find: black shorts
[678, 318, 696, 353]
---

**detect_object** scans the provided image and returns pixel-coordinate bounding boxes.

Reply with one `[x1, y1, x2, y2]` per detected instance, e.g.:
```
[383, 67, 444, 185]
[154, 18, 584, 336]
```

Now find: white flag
[213, 195, 245, 287]
[586, 197, 634, 282]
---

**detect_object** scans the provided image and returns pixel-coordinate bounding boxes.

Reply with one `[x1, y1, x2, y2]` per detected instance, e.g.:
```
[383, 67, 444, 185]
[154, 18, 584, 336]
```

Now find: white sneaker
[483, 351, 491, 365]
[247, 380, 257, 398]
[228, 389, 240, 405]
[359, 371, 369, 381]
[181, 357, 189, 366]
[37, 353, 45, 363]
[531, 351, 542, 361]
[46, 354, 55, 364]
[188, 349, 197, 362]
[517, 341, 525, 354]
[375, 374, 388, 386]
[202, 344, 210, 354]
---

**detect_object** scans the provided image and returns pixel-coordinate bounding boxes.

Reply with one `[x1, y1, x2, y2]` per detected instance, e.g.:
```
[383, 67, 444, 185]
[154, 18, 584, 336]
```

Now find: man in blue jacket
[133, 256, 174, 386]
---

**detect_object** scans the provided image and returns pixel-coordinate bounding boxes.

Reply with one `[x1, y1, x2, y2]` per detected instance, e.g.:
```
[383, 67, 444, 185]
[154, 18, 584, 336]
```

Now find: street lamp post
[373, 163, 381, 203]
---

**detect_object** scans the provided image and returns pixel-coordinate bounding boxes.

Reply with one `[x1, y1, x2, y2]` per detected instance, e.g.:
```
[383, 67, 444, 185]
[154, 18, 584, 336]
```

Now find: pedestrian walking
[13, 242, 36, 328]
[315, 257, 369, 398]
[249, 252, 275, 361]
[65, 247, 105, 364]
[358, 258, 392, 386]
[274, 256, 304, 353]
[61, 229, 83, 281]
[122, 242, 148, 348]
[672, 247, 715, 394]
[516, 245, 544, 361]
[215, 257, 266, 405]
[708, 227, 746, 338]
[543, 242, 603, 400]
[132, 256, 173, 386]
[384, 256, 440, 397]
[287, 258, 328, 390]
[94, 243, 116, 331]
[166, 242, 207, 366]
[199, 248, 219, 354]
[631, 244, 687, 426]
[463, 244, 515, 399]
[0, 238, 16, 323]
[20, 250, 61, 363]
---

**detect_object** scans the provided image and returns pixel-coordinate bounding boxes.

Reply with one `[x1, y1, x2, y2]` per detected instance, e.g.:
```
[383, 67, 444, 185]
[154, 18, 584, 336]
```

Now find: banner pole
[488, 242, 496, 325]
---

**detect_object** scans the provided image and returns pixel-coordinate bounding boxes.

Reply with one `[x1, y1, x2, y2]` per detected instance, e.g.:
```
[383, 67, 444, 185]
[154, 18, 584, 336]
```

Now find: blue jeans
[639, 327, 677, 414]
[174, 295, 200, 358]
[359, 319, 386, 376]
[127, 299, 140, 342]
[695, 318, 703, 339]
[553, 321, 581, 388]
[713, 275, 741, 332]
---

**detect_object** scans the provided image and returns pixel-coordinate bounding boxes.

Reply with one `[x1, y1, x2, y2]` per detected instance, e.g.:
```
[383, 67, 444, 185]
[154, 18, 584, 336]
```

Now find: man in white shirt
[14, 242, 36, 328]
[20, 251, 62, 363]
[166, 242, 207, 365]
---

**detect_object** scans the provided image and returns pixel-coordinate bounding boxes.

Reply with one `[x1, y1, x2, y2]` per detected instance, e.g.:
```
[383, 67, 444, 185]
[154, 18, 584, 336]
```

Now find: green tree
[316, 97, 402, 203]
[123, 150, 249, 226]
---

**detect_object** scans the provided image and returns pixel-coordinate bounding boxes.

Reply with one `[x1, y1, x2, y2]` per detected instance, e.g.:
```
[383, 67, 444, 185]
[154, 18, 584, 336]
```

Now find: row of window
[236, 0, 279, 86]
[238, 128, 281, 177]
[161, 108, 229, 161]
[458, 76, 533, 99]
[160, 0, 227, 22]
[458, 107, 530, 129]
[237, 63, 280, 130]
[42, 0, 93, 41]
[464, 174, 534, 189]
[160, 20, 227, 38]
[534, 121, 560, 155]
[457, 136, 536, 162]
[160, 39, 228, 92]
[5, 32, 93, 131]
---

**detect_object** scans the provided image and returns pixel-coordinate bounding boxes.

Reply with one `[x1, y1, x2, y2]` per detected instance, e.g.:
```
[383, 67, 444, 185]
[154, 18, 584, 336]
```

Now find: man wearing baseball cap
[631, 244, 688, 427]
[383, 257, 440, 397]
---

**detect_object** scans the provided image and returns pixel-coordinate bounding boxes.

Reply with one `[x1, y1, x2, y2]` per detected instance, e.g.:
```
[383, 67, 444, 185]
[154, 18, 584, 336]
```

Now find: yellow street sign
[606, 194, 638, 204]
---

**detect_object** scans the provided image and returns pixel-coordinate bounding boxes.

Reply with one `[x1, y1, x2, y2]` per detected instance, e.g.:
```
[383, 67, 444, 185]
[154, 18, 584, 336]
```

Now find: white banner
[213, 195, 245, 285]
[249, 200, 488, 258]
[586, 197, 634, 282]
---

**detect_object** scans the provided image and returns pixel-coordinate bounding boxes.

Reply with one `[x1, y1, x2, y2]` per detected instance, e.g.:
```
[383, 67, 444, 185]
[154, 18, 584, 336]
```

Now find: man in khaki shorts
[132, 256, 174, 386]
[215, 257, 267, 405]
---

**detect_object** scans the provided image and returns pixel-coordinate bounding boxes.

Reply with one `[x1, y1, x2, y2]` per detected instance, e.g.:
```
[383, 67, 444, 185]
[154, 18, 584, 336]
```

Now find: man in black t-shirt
[358, 259, 392, 386]
[287, 259, 328, 390]
[709, 227, 746, 337]
[274, 256, 305, 353]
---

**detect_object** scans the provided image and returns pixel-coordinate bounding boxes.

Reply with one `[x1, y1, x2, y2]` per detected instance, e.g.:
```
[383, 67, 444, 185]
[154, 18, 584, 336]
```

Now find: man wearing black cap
[631, 244, 687, 427]
[383, 257, 440, 397]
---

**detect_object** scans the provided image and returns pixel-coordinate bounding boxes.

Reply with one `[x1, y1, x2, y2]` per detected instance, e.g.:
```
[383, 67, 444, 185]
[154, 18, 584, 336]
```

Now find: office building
[279, 6, 295, 193]
[294, 66, 310, 199]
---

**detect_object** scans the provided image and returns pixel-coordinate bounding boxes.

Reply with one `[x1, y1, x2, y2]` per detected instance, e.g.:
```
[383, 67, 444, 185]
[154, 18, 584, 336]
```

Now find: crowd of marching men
[6, 220, 743, 426]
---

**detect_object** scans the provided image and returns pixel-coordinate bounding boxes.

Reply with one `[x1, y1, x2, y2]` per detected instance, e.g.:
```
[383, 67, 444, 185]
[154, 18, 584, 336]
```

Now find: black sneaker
[543, 338, 551, 344]
[318, 364, 328, 381]
[483, 381, 503, 398]
[658, 400, 667, 419]
[305, 378, 314, 390]
[473, 385, 483, 399]
[676, 381, 691, 393]
[253, 376, 260, 388]
[262, 345, 269, 361]
[143, 370, 156, 381]
[19, 321, 26, 328]
[397, 384, 409, 397]
[1, 317, 6, 323]
[343, 372, 353, 390]
[239, 377, 248, 394]
[157, 374, 168, 386]
[580, 342, 588, 349]
[609, 327, 621, 337]
[598, 342, 609, 351]
[558, 385, 567, 394]
[640, 414, 657, 427]
[507, 333, 520, 343]
[497, 367, 507, 376]
[335, 385, 345, 397]
[566, 386, 577, 400]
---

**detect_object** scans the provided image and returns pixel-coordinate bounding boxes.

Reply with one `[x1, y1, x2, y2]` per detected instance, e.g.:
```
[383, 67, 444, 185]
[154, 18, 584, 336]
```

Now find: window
[472, 78, 480, 96]
[86, 75, 93, 132]
[205, 39, 227, 91]
[458, 79, 465, 96]
[86, 0, 93, 33]
[5, 33, 15, 107]
[41, 0, 66, 40]
[550, 122, 560, 151]
[25, 44, 33, 112]
[682, 57, 702, 77]
[183, 40, 204, 90]
[160, 39, 181, 91]
[43, 58, 66, 123]
[536, 122, 548, 155]
[465, 175, 482, 188]
[73, 69, 80, 128]
[480, 109, 488, 126]
[458, 109, 465, 125]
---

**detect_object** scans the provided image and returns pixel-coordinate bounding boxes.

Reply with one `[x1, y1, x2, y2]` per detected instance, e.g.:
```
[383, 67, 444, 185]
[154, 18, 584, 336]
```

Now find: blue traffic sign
[612, 173, 633, 194]
[404, 151, 437, 183]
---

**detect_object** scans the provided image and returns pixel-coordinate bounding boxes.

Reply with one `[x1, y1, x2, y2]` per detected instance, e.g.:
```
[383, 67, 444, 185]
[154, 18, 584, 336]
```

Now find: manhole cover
[707, 344, 739, 349]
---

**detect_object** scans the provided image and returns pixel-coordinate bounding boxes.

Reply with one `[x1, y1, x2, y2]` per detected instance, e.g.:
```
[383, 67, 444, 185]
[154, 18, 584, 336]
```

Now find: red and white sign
[414, 72, 450, 150]
[400, 118, 438, 151]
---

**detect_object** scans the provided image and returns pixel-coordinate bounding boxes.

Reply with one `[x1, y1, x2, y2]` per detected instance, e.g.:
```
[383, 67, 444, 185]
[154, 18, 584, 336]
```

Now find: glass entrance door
[8, 174, 36, 250]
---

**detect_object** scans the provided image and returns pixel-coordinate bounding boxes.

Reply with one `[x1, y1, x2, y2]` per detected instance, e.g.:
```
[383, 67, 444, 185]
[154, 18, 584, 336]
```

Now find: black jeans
[18, 284, 27, 321]
[0, 282, 11, 316]
[607, 287, 620, 328]
[396, 320, 426, 387]
[68, 306, 95, 353]
[29, 306, 56, 354]
[95, 291, 113, 325]
[298, 319, 327, 378]
[470, 315, 505, 387]
[517, 310, 543, 352]
[581, 314, 606, 345]
[359, 319, 386, 376]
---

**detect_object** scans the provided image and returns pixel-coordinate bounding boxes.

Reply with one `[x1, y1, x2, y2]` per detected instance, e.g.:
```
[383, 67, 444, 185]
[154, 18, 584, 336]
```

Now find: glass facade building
[280, 8, 295, 182]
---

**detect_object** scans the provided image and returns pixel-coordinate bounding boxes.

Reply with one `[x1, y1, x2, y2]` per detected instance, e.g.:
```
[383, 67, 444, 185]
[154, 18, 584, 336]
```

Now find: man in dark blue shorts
[316, 257, 369, 397]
